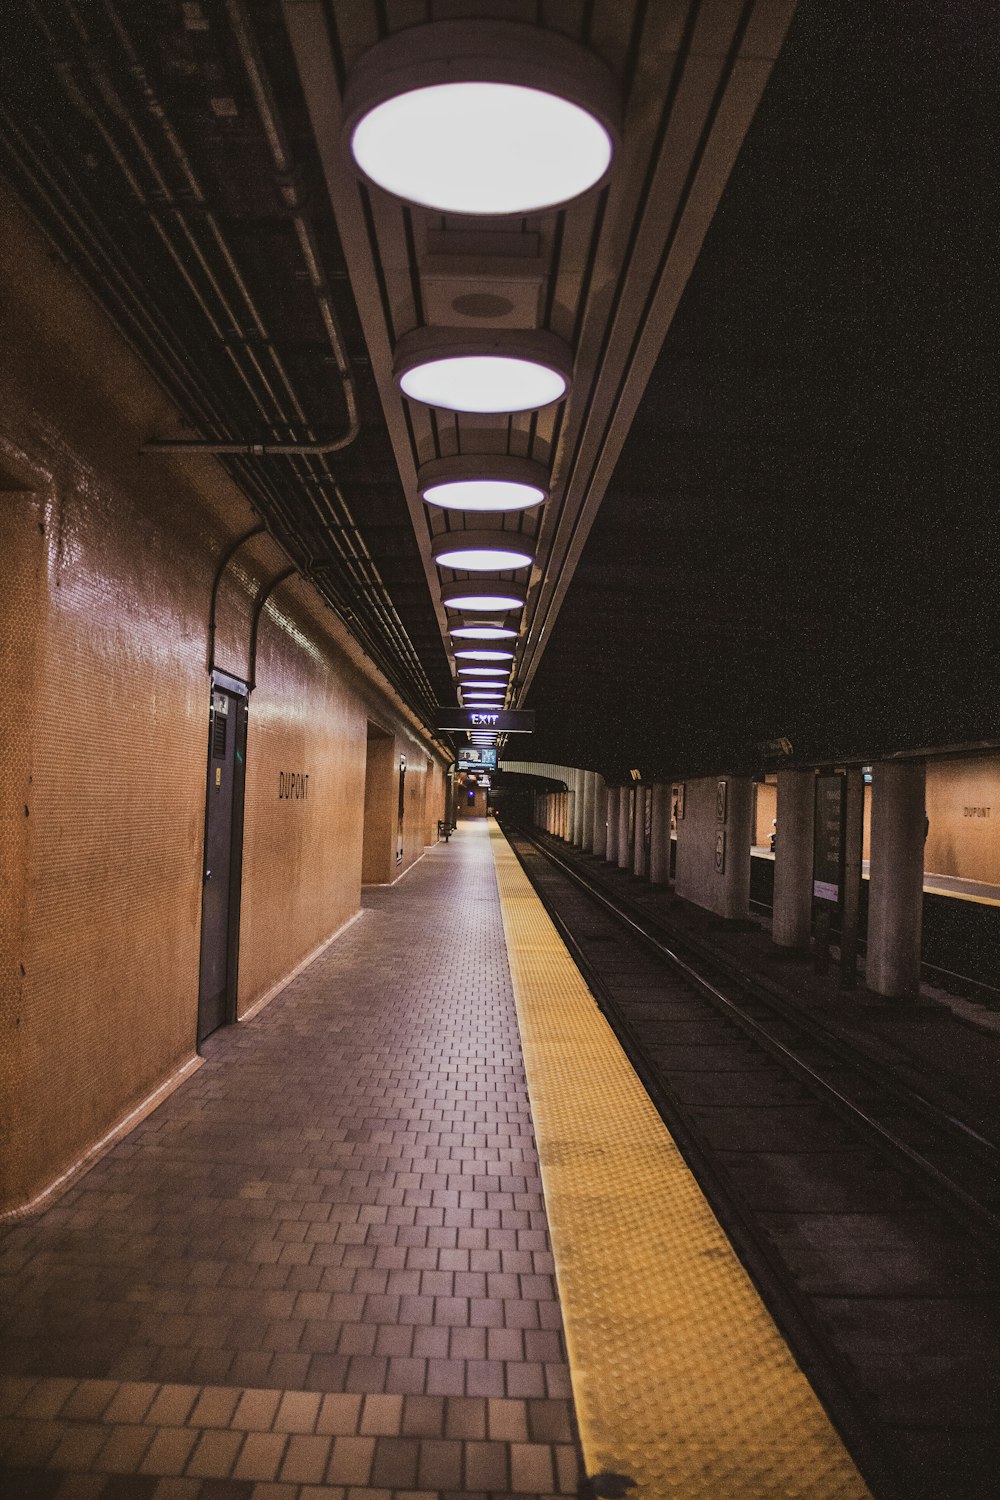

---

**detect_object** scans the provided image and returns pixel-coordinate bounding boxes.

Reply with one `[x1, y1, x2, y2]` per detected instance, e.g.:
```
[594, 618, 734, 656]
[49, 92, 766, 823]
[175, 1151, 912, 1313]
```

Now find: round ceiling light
[451, 625, 518, 640]
[441, 581, 526, 613]
[419, 455, 549, 514]
[455, 649, 514, 661]
[343, 21, 619, 217]
[395, 329, 571, 414]
[432, 528, 533, 573]
[459, 669, 508, 679]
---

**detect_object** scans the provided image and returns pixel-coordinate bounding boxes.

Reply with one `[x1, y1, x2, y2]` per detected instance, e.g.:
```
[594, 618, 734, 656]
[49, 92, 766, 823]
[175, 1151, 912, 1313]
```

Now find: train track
[504, 822, 1000, 1500]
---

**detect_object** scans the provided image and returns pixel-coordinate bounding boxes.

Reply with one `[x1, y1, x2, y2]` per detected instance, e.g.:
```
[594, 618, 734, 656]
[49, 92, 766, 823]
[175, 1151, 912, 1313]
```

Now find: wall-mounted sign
[458, 747, 498, 769]
[813, 774, 845, 903]
[715, 828, 726, 873]
[436, 708, 535, 733]
[278, 771, 309, 800]
[716, 779, 728, 824]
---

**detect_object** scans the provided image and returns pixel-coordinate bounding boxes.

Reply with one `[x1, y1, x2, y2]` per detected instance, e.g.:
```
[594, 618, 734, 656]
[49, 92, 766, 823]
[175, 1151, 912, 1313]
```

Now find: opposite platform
[0, 823, 580, 1499]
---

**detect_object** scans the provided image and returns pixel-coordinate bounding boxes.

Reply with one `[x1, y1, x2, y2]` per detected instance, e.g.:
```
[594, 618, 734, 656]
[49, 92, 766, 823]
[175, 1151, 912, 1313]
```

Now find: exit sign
[436, 708, 535, 733]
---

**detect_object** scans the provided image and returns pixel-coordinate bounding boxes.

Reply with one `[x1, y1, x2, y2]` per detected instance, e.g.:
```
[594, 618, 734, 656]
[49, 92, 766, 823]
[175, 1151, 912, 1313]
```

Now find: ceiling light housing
[450, 624, 518, 640]
[432, 528, 534, 572]
[395, 328, 571, 414]
[441, 581, 526, 613]
[419, 455, 549, 514]
[343, 21, 620, 217]
[454, 649, 514, 661]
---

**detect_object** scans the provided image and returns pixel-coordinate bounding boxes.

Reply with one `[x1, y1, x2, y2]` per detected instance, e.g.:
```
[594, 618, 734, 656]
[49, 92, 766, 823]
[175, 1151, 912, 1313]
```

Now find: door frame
[197, 669, 250, 1044]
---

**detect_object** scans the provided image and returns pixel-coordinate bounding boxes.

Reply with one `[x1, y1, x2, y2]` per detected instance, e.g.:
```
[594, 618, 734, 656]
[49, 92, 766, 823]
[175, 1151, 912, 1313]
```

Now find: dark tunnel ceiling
[518, 0, 1000, 778]
[0, 2, 997, 776]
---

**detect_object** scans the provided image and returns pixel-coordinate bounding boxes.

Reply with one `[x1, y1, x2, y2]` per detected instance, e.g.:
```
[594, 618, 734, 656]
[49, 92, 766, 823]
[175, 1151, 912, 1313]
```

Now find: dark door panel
[197, 686, 247, 1043]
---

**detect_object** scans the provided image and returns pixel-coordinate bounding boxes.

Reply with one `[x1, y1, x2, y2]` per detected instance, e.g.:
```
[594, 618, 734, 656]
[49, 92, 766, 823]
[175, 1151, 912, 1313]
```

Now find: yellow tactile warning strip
[490, 824, 873, 1499]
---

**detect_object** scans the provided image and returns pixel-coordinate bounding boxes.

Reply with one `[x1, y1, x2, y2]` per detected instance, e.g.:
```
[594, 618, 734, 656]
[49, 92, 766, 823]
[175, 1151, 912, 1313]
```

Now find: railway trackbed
[504, 823, 1000, 1500]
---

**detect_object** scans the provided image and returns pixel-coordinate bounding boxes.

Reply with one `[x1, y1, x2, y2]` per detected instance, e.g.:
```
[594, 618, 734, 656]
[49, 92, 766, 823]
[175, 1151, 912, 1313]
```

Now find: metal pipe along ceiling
[6, 0, 440, 723]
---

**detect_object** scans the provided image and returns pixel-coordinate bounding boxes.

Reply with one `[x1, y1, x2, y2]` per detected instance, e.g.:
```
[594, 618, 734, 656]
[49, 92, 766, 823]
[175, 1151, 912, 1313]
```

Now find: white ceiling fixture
[432, 528, 533, 572]
[450, 625, 518, 640]
[342, 20, 619, 217]
[419, 455, 549, 514]
[454, 649, 514, 661]
[458, 665, 509, 675]
[441, 581, 526, 613]
[395, 329, 571, 415]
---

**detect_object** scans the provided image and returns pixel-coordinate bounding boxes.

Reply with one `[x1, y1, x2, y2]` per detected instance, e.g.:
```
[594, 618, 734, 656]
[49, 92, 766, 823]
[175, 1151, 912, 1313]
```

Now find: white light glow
[443, 589, 524, 611]
[424, 477, 545, 512]
[459, 667, 508, 677]
[400, 354, 565, 414]
[350, 82, 612, 216]
[455, 649, 514, 661]
[434, 543, 533, 571]
[451, 626, 517, 640]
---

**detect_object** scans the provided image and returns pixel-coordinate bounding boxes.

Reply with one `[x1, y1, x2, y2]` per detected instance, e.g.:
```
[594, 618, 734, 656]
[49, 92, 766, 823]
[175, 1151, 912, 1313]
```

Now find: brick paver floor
[0, 822, 582, 1498]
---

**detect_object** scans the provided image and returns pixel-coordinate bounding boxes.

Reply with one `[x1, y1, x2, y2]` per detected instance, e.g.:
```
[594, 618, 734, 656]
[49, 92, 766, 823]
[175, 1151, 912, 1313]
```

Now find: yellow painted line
[922, 884, 1000, 907]
[491, 824, 872, 1499]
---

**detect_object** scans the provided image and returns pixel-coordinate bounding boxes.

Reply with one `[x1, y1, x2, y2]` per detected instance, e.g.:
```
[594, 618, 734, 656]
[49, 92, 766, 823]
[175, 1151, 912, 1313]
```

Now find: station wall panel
[0, 187, 447, 1214]
[924, 755, 1000, 886]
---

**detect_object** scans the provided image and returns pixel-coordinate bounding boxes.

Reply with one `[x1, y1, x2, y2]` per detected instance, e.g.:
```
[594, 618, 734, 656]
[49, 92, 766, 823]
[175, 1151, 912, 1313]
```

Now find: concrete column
[582, 772, 596, 852]
[617, 787, 630, 870]
[649, 782, 671, 884]
[559, 790, 569, 840]
[546, 793, 554, 833]
[606, 786, 620, 864]
[674, 774, 754, 920]
[592, 778, 608, 858]
[867, 761, 926, 997]
[633, 787, 648, 878]
[573, 769, 586, 847]
[772, 768, 814, 949]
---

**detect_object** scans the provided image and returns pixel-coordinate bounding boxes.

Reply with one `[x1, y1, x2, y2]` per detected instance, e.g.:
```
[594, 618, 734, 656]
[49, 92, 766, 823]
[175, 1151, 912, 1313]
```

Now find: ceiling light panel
[343, 21, 620, 217]
[432, 528, 534, 572]
[395, 329, 571, 415]
[451, 625, 518, 640]
[419, 455, 549, 513]
[441, 582, 527, 612]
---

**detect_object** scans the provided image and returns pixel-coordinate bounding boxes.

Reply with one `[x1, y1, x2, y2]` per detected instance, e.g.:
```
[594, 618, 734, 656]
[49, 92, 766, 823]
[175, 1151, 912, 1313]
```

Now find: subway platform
[1, 822, 868, 1499]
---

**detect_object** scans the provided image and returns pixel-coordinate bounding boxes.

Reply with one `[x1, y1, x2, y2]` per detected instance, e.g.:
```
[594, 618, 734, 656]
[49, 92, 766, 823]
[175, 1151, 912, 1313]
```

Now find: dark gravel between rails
[503, 822, 1000, 1500]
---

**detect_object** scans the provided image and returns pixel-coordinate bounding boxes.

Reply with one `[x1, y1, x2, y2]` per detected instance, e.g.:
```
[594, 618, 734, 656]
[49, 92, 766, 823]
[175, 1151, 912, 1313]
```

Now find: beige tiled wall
[0, 185, 449, 1215]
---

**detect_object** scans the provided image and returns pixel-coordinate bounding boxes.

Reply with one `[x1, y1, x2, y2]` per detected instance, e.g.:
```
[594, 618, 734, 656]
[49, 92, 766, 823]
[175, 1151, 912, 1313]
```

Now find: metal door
[197, 685, 248, 1043]
[396, 754, 406, 864]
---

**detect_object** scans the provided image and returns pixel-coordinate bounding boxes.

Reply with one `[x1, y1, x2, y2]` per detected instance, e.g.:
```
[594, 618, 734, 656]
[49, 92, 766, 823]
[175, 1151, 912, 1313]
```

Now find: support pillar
[617, 787, 630, 871]
[574, 769, 586, 847]
[772, 769, 814, 949]
[592, 778, 608, 858]
[606, 786, 620, 864]
[649, 782, 671, 884]
[633, 787, 648, 877]
[867, 761, 925, 997]
[582, 772, 597, 852]
[839, 767, 865, 989]
[560, 790, 569, 840]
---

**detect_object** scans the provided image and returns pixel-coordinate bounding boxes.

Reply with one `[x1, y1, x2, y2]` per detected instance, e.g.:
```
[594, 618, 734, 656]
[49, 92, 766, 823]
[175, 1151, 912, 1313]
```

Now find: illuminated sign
[436, 708, 535, 733]
[458, 747, 498, 769]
